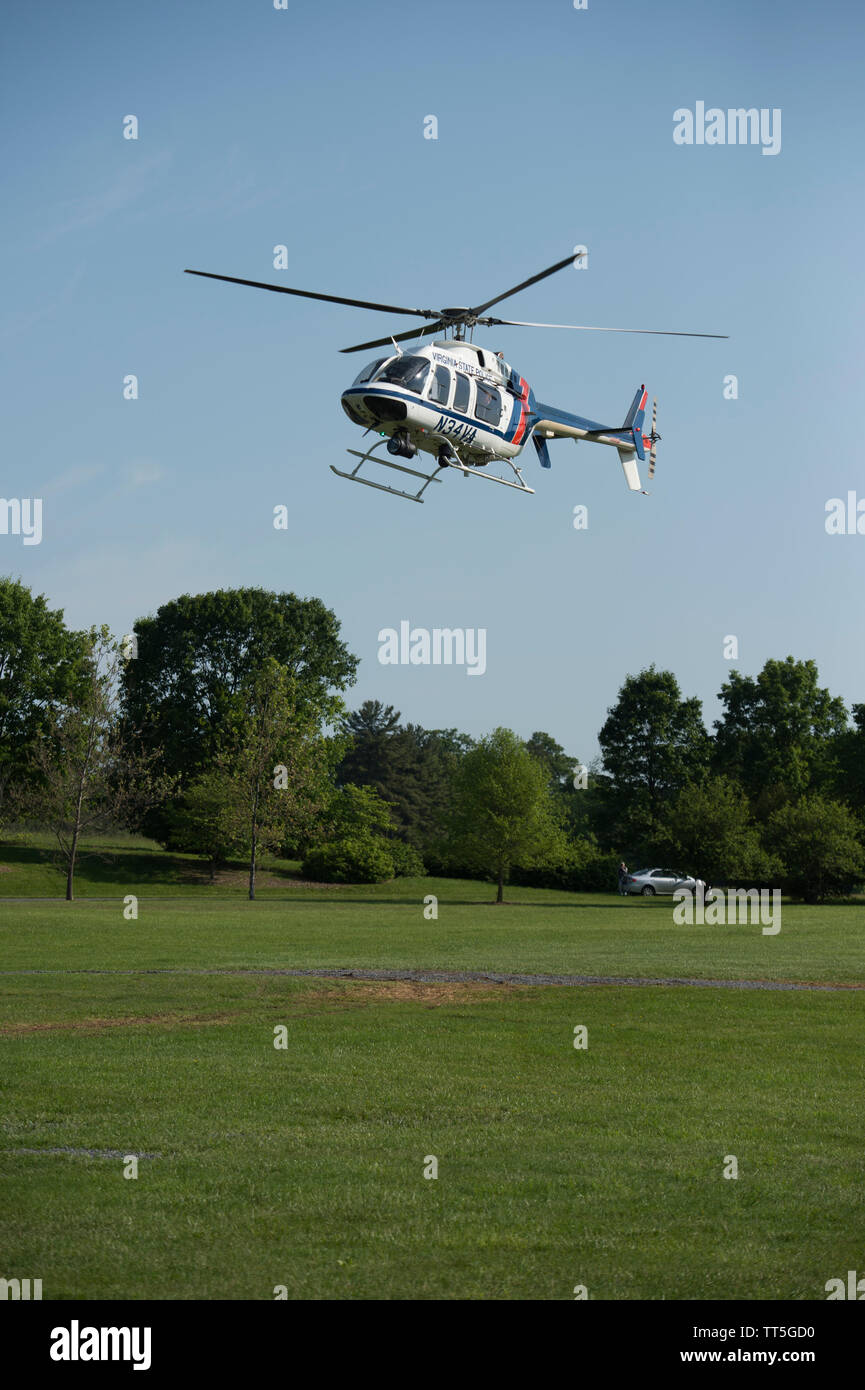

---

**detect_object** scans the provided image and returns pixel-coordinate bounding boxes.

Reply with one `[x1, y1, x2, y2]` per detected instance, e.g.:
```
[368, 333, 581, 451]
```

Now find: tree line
[1, 577, 863, 902]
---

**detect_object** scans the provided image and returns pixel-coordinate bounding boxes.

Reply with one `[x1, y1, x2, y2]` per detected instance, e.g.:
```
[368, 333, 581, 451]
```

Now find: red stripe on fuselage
[511, 376, 530, 446]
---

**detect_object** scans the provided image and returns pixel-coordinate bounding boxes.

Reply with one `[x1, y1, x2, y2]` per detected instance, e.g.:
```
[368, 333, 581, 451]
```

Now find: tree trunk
[496, 866, 504, 903]
[249, 785, 258, 901]
[66, 776, 86, 902]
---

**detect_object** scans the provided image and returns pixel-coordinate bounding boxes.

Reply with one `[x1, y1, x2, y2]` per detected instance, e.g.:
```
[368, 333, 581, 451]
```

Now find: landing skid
[330, 438, 534, 502]
[330, 440, 443, 503]
[444, 451, 535, 494]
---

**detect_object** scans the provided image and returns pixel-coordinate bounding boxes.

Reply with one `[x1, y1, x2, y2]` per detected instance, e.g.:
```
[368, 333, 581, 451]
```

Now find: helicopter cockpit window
[352, 357, 387, 386]
[376, 355, 430, 393]
[453, 373, 471, 414]
[428, 365, 451, 406]
[474, 382, 502, 426]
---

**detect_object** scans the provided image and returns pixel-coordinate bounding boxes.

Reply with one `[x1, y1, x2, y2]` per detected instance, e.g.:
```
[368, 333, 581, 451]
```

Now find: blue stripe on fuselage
[342, 386, 512, 444]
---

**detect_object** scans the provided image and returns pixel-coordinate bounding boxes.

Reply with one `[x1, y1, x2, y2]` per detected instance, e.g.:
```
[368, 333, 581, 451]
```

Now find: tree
[525, 729, 602, 838]
[597, 667, 710, 853]
[337, 701, 471, 848]
[319, 783, 396, 842]
[525, 731, 576, 788]
[163, 771, 236, 883]
[655, 775, 777, 887]
[833, 703, 865, 823]
[444, 727, 566, 903]
[0, 578, 89, 815]
[713, 657, 848, 809]
[764, 795, 865, 903]
[19, 629, 171, 900]
[212, 660, 336, 900]
[120, 588, 357, 838]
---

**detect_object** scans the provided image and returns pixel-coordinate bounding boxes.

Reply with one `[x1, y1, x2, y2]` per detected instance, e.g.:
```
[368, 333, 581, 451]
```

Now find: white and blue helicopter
[185, 255, 726, 504]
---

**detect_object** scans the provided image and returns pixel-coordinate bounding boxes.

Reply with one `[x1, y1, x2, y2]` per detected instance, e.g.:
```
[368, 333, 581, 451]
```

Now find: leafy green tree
[321, 783, 396, 842]
[444, 727, 566, 903]
[120, 588, 357, 838]
[525, 731, 576, 787]
[19, 629, 171, 900]
[0, 578, 89, 815]
[764, 795, 865, 903]
[337, 701, 471, 848]
[833, 703, 865, 823]
[655, 775, 777, 887]
[713, 657, 848, 809]
[164, 771, 235, 883]
[212, 660, 336, 900]
[597, 667, 710, 853]
[525, 730, 603, 839]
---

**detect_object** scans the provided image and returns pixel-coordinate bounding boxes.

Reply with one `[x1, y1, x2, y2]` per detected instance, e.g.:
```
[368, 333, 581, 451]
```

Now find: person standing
[618, 862, 629, 895]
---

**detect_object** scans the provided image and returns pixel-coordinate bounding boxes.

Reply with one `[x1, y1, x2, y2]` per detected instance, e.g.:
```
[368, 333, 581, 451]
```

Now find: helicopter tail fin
[616, 385, 648, 490]
[622, 384, 648, 433]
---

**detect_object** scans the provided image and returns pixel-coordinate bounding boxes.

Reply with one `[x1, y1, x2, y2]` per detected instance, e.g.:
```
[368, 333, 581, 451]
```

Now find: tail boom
[532, 382, 654, 491]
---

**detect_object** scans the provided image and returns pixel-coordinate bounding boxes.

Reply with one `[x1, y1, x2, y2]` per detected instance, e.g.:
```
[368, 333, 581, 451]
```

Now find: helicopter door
[474, 382, 502, 428]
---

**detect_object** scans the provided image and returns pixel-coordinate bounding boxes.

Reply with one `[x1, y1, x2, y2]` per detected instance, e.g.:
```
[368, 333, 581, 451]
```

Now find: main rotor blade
[340, 321, 447, 354]
[469, 255, 575, 317]
[184, 270, 435, 319]
[481, 317, 728, 339]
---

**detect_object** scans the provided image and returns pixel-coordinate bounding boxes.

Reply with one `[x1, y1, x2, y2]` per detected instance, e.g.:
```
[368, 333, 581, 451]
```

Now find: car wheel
[641, 885, 655, 896]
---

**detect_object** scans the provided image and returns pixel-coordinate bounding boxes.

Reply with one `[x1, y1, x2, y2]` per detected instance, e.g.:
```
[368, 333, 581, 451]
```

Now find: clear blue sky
[3, 0, 863, 762]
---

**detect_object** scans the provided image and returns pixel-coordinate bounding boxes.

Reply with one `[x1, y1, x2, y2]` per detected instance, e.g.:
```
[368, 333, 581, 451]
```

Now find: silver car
[621, 867, 704, 896]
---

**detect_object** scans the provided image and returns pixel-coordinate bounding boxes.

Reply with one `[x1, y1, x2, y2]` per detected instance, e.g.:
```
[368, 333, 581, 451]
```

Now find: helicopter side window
[450, 372, 470, 414]
[351, 357, 387, 386]
[376, 355, 430, 393]
[428, 365, 451, 407]
[474, 382, 502, 426]
[453, 373, 471, 414]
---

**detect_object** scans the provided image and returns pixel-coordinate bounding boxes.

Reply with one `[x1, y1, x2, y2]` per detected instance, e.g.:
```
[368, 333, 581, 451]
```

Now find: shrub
[387, 839, 426, 877]
[764, 795, 865, 902]
[421, 849, 488, 882]
[301, 836, 394, 884]
[511, 838, 621, 893]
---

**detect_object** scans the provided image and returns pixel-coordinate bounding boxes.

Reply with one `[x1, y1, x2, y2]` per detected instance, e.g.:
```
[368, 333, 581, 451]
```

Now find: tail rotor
[648, 397, 660, 482]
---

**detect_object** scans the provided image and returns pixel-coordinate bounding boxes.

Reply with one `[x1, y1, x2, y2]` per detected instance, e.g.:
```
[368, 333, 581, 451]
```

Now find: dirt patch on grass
[309, 979, 528, 1008]
[1, 1011, 242, 1036]
[0, 982, 524, 1033]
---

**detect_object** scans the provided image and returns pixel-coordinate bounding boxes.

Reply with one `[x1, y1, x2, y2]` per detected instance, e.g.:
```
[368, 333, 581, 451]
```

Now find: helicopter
[185, 255, 726, 504]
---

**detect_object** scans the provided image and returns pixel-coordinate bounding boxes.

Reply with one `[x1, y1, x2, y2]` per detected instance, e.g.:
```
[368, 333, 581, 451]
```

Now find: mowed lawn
[1, 891, 864, 984]
[1, 865, 864, 1300]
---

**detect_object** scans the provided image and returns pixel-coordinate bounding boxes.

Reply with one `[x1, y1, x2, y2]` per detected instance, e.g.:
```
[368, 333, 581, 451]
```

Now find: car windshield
[376, 355, 430, 393]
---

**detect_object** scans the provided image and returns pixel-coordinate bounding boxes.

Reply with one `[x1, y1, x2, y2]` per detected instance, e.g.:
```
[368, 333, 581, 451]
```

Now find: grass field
[2, 836, 863, 1300]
